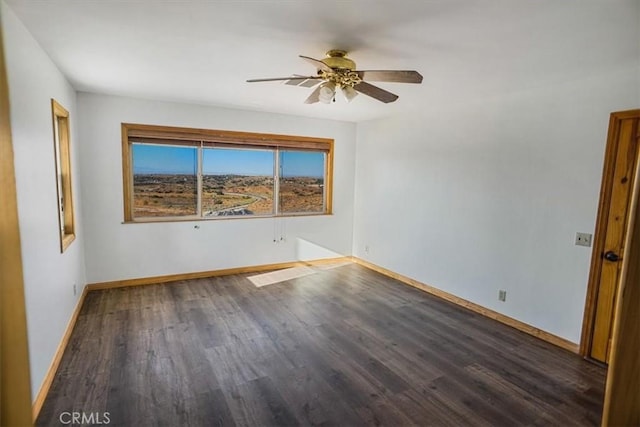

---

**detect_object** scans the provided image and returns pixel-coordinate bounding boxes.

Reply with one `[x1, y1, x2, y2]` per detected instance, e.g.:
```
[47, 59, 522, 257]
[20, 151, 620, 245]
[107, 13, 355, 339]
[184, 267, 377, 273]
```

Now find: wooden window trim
[51, 99, 75, 252]
[125, 123, 332, 150]
[122, 123, 334, 222]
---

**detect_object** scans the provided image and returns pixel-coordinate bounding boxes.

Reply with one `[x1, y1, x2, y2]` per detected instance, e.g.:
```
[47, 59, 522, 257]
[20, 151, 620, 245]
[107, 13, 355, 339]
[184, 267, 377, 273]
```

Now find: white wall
[77, 93, 356, 284]
[353, 64, 640, 344]
[2, 1, 87, 400]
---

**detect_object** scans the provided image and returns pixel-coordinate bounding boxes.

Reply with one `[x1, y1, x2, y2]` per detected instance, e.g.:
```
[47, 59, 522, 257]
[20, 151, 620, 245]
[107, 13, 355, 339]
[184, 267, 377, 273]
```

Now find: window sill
[60, 233, 76, 252]
[122, 212, 333, 224]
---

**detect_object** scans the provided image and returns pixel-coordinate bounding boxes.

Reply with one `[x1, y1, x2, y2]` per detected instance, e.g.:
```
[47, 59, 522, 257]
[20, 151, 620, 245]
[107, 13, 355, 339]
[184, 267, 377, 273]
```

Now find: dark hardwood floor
[37, 263, 605, 426]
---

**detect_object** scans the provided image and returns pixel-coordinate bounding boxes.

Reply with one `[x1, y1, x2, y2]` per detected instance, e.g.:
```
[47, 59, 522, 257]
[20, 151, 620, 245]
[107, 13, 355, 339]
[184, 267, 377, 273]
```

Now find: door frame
[580, 109, 640, 359]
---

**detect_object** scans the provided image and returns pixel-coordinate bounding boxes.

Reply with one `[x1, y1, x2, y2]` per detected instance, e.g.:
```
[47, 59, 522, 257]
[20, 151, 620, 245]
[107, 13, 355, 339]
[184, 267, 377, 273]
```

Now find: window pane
[53, 116, 64, 233]
[202, 148, 274, 217]
[279, 150, 325, 213]
[132, 144, 197, 217]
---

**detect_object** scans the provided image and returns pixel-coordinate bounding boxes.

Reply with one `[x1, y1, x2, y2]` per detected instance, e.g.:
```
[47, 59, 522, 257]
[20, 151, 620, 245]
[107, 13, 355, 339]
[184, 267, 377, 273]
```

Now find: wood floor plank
[265, 360, 363, 426]
[224, 377, 299, 426]
[393, 387, 480, 427]
[312, 323, 411, 394]
[465, 363, 590, 427]
[36, 264, 605, 426]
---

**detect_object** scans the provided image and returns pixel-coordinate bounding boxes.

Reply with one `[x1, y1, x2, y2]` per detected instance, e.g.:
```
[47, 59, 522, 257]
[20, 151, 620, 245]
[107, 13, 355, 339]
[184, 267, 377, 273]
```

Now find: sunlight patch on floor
[248, 260, 353, 287]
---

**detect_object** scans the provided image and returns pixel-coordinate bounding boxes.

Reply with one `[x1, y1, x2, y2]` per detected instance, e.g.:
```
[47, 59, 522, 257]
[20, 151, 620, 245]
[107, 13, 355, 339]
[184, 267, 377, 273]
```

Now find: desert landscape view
[133, 174, 324, 218]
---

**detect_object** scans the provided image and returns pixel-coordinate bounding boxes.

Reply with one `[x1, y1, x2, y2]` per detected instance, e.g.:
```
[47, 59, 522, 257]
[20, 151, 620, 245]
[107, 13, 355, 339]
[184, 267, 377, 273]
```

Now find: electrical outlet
[498, 290, 507, 302]
[364, 245, 370, 254]
[575, 232, 592, 247]
[73, 283, 77, 296]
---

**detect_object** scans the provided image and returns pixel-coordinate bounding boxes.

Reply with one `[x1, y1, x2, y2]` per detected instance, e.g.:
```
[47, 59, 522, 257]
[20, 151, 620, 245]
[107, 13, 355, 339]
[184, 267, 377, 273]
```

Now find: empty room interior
[1, 1, 639, 426]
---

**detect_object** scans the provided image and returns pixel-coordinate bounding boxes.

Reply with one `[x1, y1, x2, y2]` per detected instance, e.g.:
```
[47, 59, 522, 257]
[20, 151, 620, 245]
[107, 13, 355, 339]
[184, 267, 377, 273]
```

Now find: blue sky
[203, 148, 273, 175]
[280, 151, 324, 178]
[133, 144, 324, 177]
[133, 145, 197, 174]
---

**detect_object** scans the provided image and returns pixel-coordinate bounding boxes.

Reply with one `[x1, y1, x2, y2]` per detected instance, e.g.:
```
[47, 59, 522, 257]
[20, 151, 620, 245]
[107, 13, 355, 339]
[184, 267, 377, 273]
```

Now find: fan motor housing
[322, 49, 356, 71]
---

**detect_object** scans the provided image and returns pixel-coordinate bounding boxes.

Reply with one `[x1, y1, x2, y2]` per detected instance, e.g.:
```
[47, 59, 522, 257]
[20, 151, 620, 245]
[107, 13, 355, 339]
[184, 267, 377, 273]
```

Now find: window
[279, 150, 326, 214]
[51, 99, 76, 251]
[132, 144, 198, 217]
[122, 124, 333, 221]
[202, 148, 274, 216]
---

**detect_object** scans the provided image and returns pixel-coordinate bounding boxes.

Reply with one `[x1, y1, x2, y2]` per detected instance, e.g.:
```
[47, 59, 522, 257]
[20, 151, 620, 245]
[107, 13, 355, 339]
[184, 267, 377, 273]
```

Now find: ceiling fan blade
[298, 78, 323, 88]
[353, 81, 399, 103]
[248, 76, 321, 83]
[304, 85, 323, 104]
[356, 70, 423, 84]
[299, 55, 333, 73]
[285, 75, 323, 87]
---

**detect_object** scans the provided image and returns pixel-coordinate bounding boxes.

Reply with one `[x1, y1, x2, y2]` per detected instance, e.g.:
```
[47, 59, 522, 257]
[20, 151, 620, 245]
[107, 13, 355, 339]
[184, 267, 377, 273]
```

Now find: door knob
[604, 251, 621, 262]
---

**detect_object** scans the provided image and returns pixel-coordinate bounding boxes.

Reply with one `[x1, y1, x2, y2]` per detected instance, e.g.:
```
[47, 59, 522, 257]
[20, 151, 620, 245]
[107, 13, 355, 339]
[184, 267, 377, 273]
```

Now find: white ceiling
[5, 0, 639, 122]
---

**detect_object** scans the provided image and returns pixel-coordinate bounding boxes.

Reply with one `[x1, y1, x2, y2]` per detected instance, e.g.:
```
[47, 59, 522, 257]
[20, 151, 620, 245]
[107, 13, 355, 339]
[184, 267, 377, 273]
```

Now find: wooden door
[581, 110, 640, 363]
[0, 21, 34, 426]
[601, 133, 640, 426]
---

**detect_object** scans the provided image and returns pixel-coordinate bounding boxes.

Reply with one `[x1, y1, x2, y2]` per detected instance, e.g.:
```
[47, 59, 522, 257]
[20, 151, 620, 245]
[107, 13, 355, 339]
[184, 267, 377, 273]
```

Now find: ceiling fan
[247, 50, 423, 104]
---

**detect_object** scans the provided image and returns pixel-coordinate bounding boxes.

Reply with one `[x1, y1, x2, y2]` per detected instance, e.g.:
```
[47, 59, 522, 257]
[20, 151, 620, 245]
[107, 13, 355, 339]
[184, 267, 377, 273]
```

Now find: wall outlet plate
[498, 290, 507, 302]
[575, 232, 592, 247]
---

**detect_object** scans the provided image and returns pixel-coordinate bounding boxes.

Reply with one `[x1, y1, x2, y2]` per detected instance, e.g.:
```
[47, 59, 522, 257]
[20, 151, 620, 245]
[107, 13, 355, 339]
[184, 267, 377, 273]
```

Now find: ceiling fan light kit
[247, 50, 423, 105]
[342, 85, 358, 103]
[318, 82, 336, 104]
